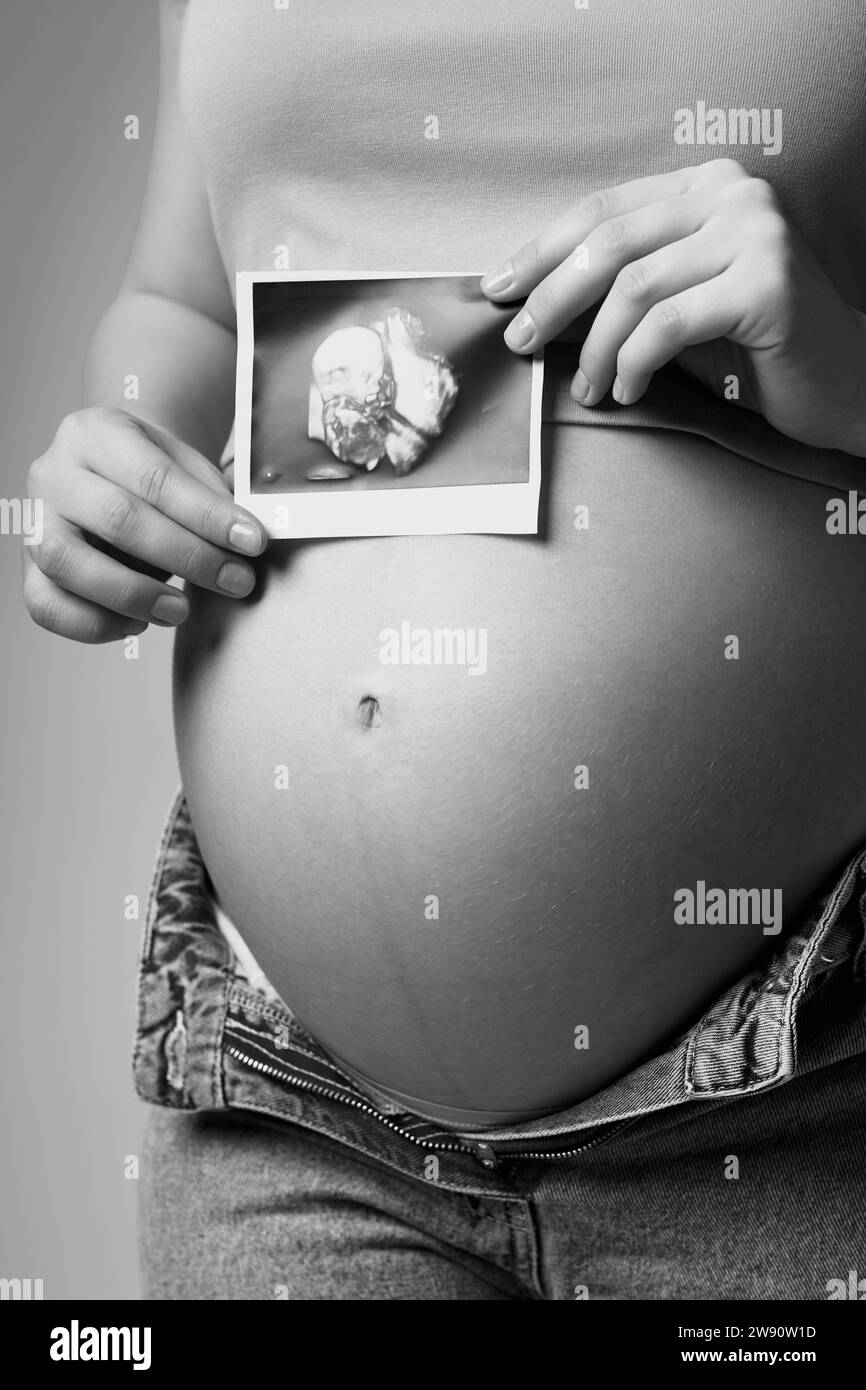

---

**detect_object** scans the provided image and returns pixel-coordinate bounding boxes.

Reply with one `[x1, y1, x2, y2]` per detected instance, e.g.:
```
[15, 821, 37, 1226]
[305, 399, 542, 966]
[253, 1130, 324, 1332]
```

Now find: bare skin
[484, 161, 866, 454]
[23, 0, 262, 644]
[175, 421, 866, 1117]
[22, 0, 866, 1119]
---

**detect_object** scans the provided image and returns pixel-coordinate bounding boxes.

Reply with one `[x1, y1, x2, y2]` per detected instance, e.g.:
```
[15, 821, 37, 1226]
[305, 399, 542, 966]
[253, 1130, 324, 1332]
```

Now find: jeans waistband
[133, 790, 866, 1175]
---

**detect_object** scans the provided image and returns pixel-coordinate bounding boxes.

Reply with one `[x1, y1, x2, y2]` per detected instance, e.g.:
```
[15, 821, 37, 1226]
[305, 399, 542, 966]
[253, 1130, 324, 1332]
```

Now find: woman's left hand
[481, 158, 866, 456]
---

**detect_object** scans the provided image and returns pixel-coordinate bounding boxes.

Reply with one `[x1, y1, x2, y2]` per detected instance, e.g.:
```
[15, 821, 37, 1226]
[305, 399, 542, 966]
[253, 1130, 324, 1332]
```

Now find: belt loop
[165, 1008, 188, 1092]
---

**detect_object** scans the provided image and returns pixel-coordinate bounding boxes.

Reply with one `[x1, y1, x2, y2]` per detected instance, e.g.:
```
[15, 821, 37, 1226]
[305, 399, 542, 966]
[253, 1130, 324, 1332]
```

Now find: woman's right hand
[23, 406, 267, 643]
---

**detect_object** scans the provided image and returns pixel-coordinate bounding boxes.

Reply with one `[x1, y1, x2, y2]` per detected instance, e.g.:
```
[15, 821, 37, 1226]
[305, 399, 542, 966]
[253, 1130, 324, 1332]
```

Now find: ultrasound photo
[233, 273, 543, 537]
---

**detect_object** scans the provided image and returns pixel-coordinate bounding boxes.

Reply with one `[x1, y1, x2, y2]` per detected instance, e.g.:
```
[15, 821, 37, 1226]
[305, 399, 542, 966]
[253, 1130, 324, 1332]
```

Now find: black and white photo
[5, 0, 866, 1342]
[234, 272, 542, 537]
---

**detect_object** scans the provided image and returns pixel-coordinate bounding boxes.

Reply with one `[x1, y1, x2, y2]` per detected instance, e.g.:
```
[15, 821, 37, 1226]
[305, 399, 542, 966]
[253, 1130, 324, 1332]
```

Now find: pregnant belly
[174, 424, 866, 1124]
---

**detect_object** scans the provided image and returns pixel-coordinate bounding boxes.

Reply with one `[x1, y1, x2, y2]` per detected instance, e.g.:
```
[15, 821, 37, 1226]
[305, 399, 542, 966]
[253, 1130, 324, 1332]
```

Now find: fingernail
[229, 520, 264, 556]
[504, 310, 535, 350]
[217, 561, 254, 596]
[480, 262, 514, 296]
[151, 593, 189, 625]
[571, 369, 591, 403]
[612, 376, 625, 403]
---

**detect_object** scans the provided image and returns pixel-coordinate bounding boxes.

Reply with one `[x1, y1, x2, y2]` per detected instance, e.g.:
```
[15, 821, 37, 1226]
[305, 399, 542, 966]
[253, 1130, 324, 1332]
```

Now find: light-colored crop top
[178, 0, 866, 489]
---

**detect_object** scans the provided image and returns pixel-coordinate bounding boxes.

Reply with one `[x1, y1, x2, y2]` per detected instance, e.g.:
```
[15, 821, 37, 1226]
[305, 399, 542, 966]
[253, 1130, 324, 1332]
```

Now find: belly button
[356, 693, 383, 730]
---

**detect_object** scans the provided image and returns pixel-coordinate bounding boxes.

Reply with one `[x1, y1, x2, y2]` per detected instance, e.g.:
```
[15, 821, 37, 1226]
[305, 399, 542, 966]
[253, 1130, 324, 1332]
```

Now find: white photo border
[233, 271, 544, 539]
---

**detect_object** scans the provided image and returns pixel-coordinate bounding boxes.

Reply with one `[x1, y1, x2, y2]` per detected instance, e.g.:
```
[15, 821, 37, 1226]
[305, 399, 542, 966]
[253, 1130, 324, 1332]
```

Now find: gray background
[1, 1, 172, 1300]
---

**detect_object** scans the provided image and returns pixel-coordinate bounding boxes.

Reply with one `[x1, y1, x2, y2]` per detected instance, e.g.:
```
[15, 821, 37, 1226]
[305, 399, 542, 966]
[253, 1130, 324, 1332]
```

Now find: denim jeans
[136, 792, 866, 1300]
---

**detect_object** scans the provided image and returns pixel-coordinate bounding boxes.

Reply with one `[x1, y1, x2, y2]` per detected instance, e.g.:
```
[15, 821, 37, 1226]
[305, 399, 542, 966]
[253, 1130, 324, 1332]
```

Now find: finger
[613, 271, 741, 405]
[30, 520, 192, 626]
[79, 413, 266, 557]
[140, 419, 236, 498]
[572, 229, 731, 404]
[54, 470, 258, 598]
[481, 167, 697, 300]
[503, 197, 703, 354]
[24, 564, 147, 645]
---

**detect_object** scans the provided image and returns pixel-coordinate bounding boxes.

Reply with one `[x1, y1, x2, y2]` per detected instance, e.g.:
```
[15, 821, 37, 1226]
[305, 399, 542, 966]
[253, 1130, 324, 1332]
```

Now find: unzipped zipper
[226, 1045, 632, 1169]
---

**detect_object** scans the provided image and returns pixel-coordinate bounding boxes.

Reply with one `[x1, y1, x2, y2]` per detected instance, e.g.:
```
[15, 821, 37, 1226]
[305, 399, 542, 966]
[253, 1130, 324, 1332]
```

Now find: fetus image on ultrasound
[307, 308, 460, 481]
[236, 273, 542, 538]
